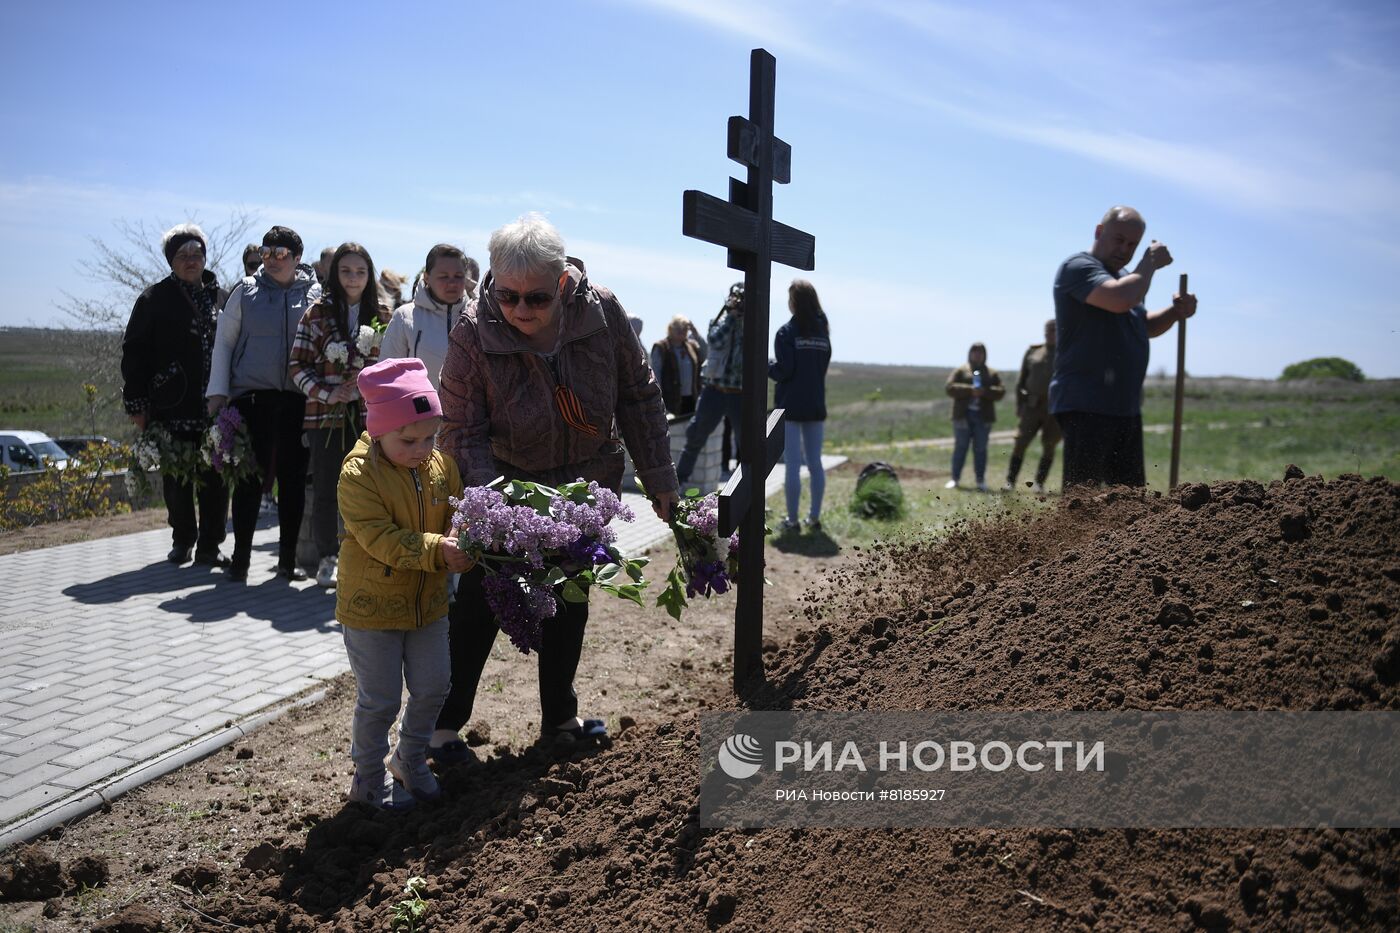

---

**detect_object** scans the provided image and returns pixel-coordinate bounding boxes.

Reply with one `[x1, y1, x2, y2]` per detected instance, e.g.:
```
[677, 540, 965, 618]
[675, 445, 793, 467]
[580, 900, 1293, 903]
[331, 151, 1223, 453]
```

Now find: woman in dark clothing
[120, 224, 230, 566]
[769, 279, 832, 532]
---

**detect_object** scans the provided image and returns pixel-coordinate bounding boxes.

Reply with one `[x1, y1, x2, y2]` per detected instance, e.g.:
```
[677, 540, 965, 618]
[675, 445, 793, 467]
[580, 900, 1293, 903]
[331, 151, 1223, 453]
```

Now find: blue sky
[2, 0, 1397, 378]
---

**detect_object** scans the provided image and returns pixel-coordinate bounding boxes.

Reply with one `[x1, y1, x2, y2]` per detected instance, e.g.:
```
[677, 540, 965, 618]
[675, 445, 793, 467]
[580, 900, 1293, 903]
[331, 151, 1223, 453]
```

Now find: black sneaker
[167, 546, 193, 564]
[226, 563, 249, 583]
[194, 550, 232, 568]
[274, 564, 308, 582]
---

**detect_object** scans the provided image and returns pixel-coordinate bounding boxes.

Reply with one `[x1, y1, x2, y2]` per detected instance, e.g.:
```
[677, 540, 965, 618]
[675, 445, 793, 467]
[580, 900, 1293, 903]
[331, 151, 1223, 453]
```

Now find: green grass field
[0, 327, 129, 441]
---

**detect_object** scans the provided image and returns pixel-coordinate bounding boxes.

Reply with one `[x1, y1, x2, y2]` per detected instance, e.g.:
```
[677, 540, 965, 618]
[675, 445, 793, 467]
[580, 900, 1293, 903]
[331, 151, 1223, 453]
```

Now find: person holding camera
[675, 283, 744, 485]
[944, 342, 1004, 492]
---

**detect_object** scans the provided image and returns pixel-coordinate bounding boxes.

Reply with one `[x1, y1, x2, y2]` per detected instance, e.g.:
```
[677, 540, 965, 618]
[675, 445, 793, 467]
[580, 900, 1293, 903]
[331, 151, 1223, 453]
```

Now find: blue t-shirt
[1049, 252, 1149, 417]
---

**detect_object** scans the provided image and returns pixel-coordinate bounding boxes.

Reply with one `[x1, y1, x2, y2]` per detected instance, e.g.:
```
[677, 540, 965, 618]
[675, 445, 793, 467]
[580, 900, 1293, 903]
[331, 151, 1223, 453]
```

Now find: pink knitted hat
[357, 358, 442, 437]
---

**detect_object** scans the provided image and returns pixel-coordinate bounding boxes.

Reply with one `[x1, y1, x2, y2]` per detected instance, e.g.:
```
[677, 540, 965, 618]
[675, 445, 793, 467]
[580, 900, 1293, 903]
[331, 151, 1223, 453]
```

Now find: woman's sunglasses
[494, 285, 558, 310]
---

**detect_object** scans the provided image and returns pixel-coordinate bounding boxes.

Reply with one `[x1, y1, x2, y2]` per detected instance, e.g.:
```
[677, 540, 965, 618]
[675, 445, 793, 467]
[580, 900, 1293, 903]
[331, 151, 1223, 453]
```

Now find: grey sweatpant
[341, 618, 450, 775]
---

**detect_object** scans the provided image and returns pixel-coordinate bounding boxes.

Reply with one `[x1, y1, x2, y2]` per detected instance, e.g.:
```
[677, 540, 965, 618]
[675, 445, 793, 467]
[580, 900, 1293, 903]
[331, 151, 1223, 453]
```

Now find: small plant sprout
[391, 876, 430, 932]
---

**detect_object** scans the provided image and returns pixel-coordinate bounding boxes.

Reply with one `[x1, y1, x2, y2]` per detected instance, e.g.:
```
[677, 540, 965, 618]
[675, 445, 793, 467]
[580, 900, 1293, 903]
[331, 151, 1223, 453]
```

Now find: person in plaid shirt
[290, 242, 385, 588]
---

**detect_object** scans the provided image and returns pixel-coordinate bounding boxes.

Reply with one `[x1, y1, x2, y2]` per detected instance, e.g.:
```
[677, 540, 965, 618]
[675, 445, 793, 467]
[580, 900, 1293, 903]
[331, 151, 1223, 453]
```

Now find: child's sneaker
[389, 748, 443, 802]
[315, 555, 337, 588]
[347, 769, 415, 811]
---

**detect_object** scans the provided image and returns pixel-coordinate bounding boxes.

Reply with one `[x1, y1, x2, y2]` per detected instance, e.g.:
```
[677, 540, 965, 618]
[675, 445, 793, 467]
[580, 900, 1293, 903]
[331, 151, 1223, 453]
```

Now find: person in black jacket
[120, 224, 230, 566]
[769, 279, 832, 532]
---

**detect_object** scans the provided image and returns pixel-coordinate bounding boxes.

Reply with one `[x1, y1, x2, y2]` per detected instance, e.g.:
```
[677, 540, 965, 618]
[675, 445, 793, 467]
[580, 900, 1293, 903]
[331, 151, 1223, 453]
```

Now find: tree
[1279, 357, 1365, 382]
[59, 209, 260, 393]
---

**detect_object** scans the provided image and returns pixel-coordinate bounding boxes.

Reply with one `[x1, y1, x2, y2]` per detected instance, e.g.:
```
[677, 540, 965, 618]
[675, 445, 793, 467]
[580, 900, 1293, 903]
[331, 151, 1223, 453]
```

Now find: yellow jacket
[336, 432, 463, 630]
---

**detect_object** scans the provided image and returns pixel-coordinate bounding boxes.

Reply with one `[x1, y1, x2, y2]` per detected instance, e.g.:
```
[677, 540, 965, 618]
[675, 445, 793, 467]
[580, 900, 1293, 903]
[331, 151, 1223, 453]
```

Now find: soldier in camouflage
[1003, 319, 1060, 494]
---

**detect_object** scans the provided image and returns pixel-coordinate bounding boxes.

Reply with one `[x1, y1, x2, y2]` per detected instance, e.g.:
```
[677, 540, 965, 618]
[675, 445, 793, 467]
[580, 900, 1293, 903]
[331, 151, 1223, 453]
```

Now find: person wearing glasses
[206, 226, 322, 582]
[431, 213, 678, 759]
[121, 224, 231, 567]
[380, 244, 477, 391]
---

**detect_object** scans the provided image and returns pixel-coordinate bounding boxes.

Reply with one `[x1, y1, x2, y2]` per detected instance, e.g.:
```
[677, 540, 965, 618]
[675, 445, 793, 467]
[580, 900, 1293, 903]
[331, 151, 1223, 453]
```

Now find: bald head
[1092, 205, 1147, 270]
[1100, 205, 1145, 227]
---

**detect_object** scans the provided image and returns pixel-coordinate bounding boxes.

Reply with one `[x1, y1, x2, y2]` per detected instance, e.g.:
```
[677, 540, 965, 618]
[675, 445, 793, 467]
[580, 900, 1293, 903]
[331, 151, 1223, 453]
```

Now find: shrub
[1280, 357, 1365, 382]
[0, 441, 135, 530]
[850, 472, 905, 520]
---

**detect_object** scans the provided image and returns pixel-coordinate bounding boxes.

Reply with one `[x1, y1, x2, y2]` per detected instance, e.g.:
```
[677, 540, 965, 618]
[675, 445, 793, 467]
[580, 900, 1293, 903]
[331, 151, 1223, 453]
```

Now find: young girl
[290, 242, 384, 589]
[337, 357, 474, 809]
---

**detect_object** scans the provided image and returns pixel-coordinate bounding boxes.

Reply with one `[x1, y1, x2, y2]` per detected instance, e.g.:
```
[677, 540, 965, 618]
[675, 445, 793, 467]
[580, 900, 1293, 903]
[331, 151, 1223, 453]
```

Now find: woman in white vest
[380, 244, 476, 390]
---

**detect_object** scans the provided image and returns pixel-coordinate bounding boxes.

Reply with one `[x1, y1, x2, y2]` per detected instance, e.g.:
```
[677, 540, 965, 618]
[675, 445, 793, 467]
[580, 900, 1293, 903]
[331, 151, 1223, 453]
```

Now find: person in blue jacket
[769, 279, 832, 532]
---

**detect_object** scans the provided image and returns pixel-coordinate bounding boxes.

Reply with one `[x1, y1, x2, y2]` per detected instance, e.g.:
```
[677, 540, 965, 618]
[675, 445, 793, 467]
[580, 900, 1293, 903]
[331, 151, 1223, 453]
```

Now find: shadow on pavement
[158, 579, 338, 633]
[62, 561, 217, 604]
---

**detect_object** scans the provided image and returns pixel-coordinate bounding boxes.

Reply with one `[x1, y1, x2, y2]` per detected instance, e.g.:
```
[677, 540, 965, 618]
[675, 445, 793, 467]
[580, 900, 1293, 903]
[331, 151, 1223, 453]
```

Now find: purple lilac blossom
[483, 574, 558, 654]
[210, 405, 245, 472]
[565, 536, 611, 566]
[686, 560, 730, 599]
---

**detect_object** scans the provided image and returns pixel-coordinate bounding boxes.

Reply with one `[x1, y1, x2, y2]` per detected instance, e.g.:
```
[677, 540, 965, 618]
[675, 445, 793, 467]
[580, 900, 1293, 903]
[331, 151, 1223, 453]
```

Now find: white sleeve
[207, 285, 244, 399]
[380, 306, 412, 360]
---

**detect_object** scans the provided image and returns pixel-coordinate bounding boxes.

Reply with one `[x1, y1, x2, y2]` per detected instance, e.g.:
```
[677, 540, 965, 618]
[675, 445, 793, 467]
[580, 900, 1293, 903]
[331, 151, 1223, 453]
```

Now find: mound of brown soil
[200, 471, 1399, 931]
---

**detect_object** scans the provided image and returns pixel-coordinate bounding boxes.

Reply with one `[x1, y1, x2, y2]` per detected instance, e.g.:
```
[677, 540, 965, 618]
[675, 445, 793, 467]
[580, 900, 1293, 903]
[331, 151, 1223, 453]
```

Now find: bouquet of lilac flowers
[201, 406, 259, 486]
[655, 490, 743, 621]
[451, 478, 649, 654]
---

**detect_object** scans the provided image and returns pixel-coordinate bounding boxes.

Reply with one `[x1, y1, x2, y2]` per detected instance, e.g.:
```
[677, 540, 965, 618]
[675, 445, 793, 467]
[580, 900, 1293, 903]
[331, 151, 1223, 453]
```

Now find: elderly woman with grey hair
[120, 223, 231, 566]
[428, 213, 678, 760]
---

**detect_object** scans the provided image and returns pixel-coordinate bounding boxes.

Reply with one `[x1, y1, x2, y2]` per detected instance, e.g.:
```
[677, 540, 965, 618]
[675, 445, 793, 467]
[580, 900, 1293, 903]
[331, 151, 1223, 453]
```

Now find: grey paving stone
[0, 746, 69, 777]
[51, 737, 133, 770]
[113, 688, 179, 709]
[217, 680, 278, 703]
[3, 727, 76, 757]
[2, 763, 71, 798]
[119, 715, 187, 745]
[1, 710, 74, 740]
[53, 720, 132, 747]
[4, 695, 73, 719]
[116, 702, 184, 727]
[0, 784, 67, 824]
[115, 732, 194, 764]
[49, 757, 140, 791]
[58, 705, 130, 734]
[222, 694, 283, 717]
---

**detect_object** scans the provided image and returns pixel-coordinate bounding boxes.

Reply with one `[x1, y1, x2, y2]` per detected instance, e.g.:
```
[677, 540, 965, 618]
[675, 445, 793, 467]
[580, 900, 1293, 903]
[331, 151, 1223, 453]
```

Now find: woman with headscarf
[121, 223, 230, 566]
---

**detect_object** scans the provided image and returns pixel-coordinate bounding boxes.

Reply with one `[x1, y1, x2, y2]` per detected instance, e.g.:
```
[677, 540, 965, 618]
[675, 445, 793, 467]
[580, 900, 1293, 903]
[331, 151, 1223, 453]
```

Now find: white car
[0, 430, 72, 472]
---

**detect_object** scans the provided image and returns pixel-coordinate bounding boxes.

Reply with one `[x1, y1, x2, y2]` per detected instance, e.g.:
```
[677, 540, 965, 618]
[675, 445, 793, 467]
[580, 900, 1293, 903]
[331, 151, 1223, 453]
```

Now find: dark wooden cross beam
[681, 48, 815, 693]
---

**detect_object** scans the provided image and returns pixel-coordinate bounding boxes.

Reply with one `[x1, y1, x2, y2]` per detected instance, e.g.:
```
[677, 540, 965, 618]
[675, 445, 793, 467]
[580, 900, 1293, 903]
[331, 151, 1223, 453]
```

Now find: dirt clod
[90, 903, 164, 932]
[0, 845, 63, 902]
[65, 854, 109, 890]
[169, 858, 220, 892]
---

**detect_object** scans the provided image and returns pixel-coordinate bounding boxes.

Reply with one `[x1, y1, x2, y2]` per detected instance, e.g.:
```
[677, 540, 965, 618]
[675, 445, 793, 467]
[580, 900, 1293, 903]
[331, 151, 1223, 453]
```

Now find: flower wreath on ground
[450, 478, 648, 654]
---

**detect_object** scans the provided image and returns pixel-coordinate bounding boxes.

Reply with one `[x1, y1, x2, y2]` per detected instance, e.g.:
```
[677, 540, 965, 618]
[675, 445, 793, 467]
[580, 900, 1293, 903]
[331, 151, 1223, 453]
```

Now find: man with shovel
[1049, 206, 1197, 488]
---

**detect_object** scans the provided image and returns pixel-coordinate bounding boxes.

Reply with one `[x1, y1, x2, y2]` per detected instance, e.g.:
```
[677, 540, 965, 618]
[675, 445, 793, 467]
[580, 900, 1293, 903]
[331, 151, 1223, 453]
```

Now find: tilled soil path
[3, 470, 1398, 931]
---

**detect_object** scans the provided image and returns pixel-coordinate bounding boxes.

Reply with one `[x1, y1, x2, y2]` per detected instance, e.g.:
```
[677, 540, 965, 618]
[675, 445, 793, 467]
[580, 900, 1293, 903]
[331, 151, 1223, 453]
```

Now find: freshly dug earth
[7, 471, 1399, 930]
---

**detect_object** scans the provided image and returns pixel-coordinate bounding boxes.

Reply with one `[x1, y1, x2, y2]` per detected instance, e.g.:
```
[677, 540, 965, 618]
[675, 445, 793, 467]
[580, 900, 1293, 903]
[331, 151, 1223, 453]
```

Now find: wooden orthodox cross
[681, 48, 816, 692]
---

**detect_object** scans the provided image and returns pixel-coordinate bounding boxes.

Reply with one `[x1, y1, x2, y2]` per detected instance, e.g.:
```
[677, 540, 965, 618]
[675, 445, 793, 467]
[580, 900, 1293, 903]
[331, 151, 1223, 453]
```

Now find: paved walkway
[0, 455, 842, 839]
